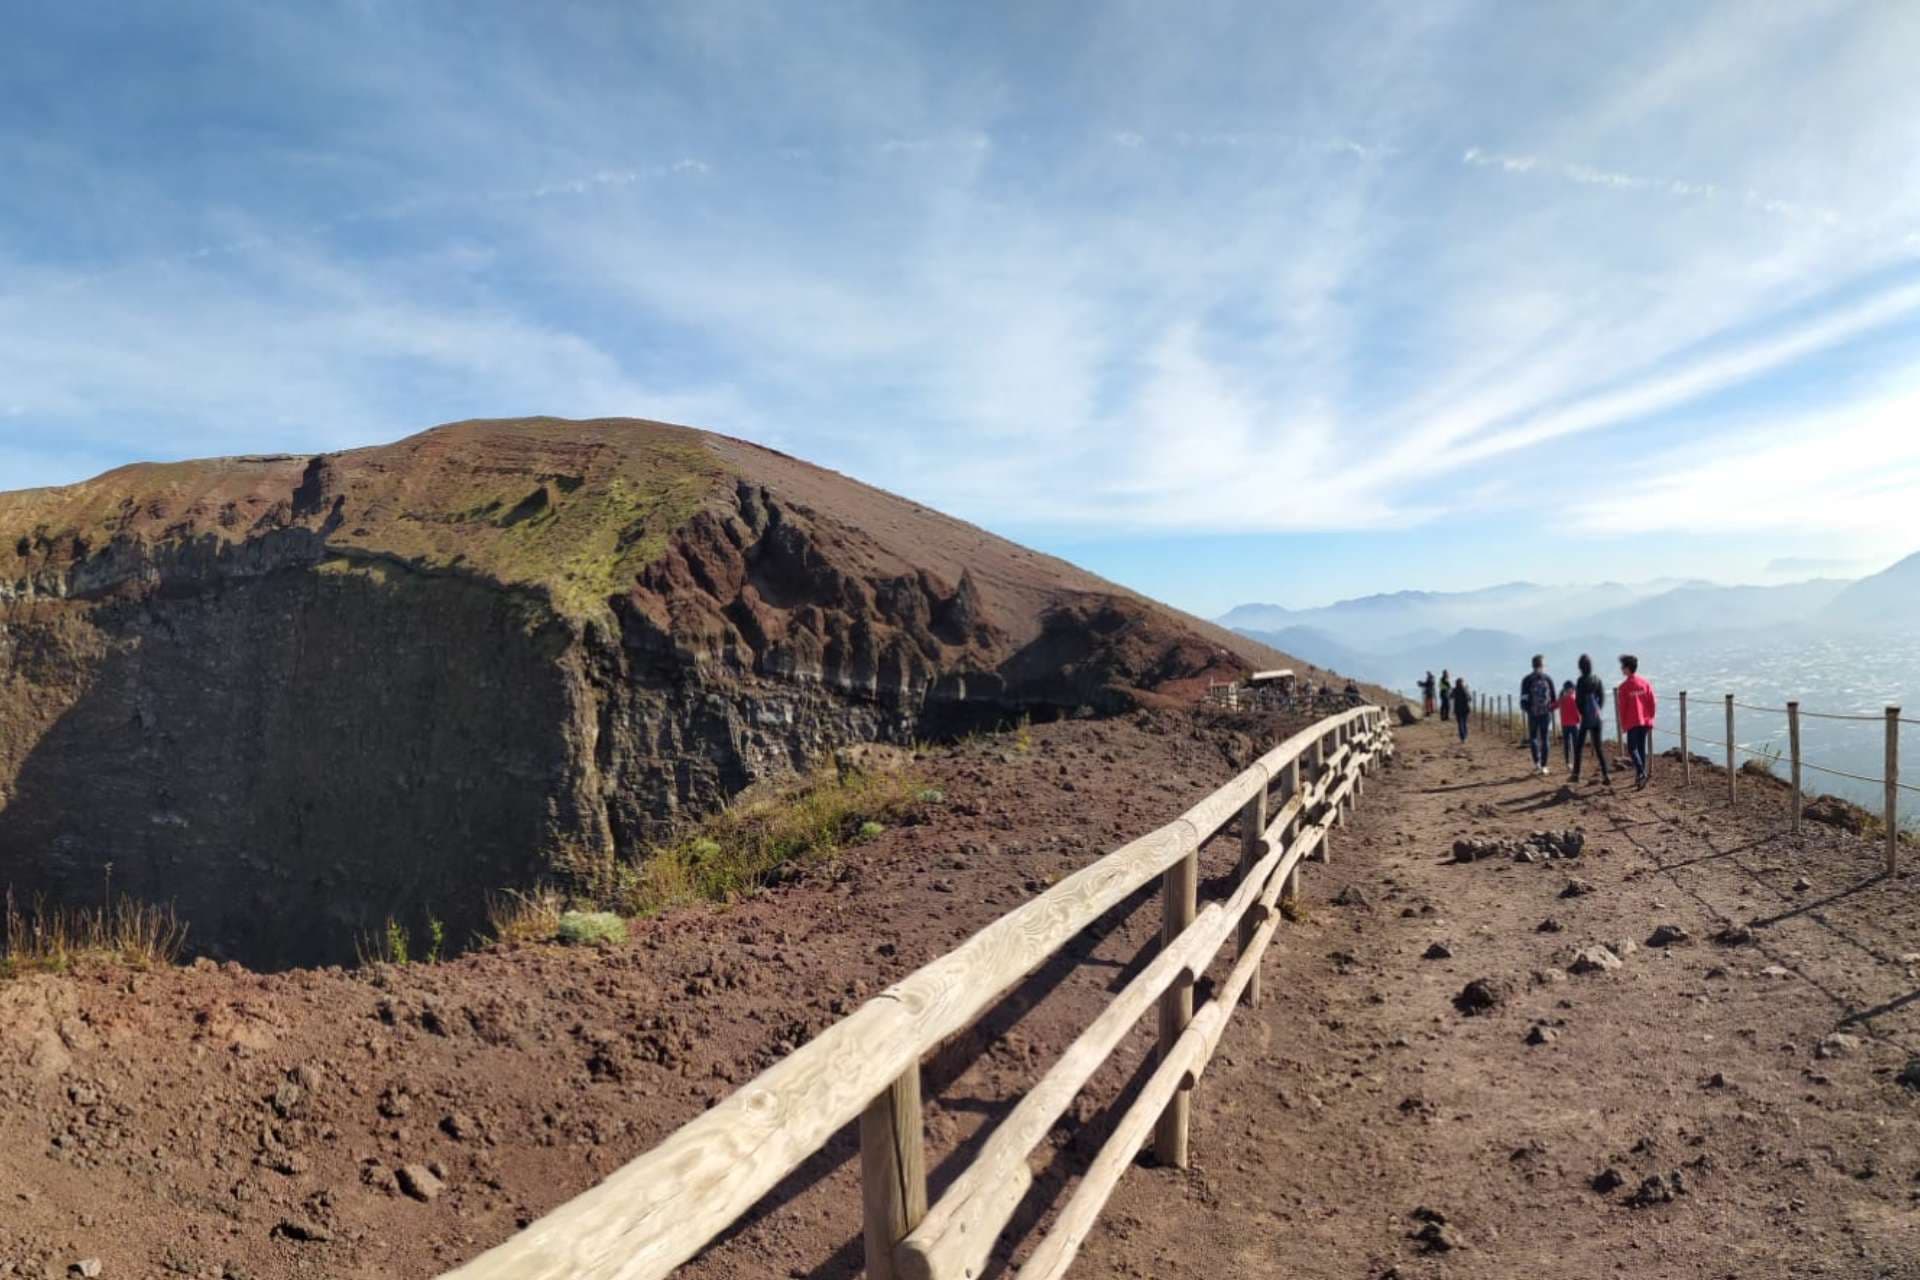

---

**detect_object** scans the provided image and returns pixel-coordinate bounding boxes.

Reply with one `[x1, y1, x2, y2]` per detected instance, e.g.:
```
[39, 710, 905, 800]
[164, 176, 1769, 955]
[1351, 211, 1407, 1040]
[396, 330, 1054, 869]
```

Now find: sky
[4, 1, 1920, 616]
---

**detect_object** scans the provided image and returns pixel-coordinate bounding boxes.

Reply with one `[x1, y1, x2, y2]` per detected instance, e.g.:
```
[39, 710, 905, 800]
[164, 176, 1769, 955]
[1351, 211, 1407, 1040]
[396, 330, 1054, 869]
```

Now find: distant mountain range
[1220, 555, 1918, 692]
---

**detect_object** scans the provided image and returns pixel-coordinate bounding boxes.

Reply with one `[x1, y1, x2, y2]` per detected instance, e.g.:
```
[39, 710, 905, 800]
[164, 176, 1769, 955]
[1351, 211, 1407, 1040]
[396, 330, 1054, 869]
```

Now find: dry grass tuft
[2, 888, 189, 979]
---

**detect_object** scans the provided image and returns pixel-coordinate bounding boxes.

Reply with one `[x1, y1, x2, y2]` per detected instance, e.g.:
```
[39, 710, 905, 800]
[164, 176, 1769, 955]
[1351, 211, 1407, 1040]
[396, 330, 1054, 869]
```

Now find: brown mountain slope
[0, 417, 1311, 967]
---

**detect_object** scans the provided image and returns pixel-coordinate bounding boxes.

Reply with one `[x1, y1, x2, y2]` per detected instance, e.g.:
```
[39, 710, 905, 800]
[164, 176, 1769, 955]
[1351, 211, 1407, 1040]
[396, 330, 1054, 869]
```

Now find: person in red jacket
[1617, 654, 1657, 789]
[1557, 680, 1580, 771]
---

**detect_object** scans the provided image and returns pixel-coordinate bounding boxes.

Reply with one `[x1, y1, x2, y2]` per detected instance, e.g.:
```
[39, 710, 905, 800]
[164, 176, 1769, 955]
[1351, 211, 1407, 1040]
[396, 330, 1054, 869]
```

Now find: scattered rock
[1591, 1167, 1626, 1193]
[1897, 1059, 1920, 1090]
[1815, 1034, 1861, 1059]
[1647, 924, 1691, 947]
[1524, 1023, 1558, 1046]
[1568, 946, 1623, 975]
[1792, 875, 1813, 893]
[441, 1112, 478, 1141]
[1422, 941, 1454, 961]
[1412, 1220, 1466, 1253]
[398, 1163, 446, 1203]
[1331, 884, 1371, 909]
[1761, 964, 1793, 979]
[1702, 1071, 1730, 1089]
[1559, 879, 1596, 899]
[1627, 1172, 1684, 1207]
[1712, 924, 1756, 946]
[1452, 978, 1507, 1016]
[1536, 917, 1564, 934]
[273, 1219, 332, 1243]
[69, 1263, 102, 1280]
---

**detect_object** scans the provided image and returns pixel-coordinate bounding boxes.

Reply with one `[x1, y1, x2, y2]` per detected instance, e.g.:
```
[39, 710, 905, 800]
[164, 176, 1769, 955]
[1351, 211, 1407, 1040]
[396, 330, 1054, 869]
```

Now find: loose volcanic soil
[6, 710, 1920, 1279]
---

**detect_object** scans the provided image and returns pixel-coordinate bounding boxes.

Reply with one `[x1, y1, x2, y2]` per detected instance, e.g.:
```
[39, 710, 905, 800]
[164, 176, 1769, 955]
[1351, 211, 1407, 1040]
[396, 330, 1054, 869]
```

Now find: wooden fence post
[1280, 757, 1303, 899]
[1725, 695, 1736, 807]
[1680, 692, 1690, 788]
[1313, 734, 1331, 862]
[1154, 847, 1199, 1167]
[1886, 707, 1901, 876]
[1236, 780, 1268, 1009]
[1788, 701, 1802, 833]
[860, 1069, 928, 1280]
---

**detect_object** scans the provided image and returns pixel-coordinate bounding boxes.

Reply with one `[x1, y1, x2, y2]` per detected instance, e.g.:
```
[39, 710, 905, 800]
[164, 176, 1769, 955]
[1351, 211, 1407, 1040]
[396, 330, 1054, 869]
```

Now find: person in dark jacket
[1450, 676, 1472, 742]
[1520, 654, 1557, 777]
[1571, 654, 1611, 785]
[1438, 670, 1452, 722]
[1421, 671, 1437, 718]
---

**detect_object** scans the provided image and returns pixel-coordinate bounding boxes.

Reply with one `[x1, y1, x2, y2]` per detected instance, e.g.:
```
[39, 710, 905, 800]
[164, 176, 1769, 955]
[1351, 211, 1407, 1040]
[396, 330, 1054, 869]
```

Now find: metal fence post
[1679, 691, 1690, 788]
[1725, 694, 1736, 806]
[1887, 707, 1901, 876]
[1788, 701, 1802, 833]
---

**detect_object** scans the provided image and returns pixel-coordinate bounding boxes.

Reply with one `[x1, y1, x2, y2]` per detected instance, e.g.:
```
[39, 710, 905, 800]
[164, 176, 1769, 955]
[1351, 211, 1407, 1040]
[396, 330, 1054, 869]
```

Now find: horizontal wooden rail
[440, 705, 1391, 1280]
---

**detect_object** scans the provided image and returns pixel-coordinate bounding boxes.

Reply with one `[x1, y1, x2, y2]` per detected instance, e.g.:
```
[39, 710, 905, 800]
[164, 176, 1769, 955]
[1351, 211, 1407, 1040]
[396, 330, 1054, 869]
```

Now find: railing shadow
[692, 872, 1170, 1276]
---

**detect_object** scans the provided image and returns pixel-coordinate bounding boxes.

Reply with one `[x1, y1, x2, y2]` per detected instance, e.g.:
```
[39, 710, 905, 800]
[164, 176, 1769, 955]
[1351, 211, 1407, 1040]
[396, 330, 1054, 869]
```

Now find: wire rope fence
[1646, 689, 1910, 875]
[1406, 681, 1911, 870]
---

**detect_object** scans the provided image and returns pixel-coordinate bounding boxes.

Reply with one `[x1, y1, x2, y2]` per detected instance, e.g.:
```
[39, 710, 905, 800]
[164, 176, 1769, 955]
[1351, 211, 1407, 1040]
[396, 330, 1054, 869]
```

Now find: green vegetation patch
[556, 910, 629, 946]
[522, 757, 932, 927]
[326, 426, 728, 619]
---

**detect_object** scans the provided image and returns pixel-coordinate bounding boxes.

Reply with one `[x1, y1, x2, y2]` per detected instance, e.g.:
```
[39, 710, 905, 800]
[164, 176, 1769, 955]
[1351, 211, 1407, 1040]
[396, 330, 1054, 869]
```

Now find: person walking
[1520, 654, 1557, 776]
[1557, 680, 1580, 771]
[1438, 670, 1452, 725]
[1421, 670, 1437, 718]
[1450, 675, 1472, 742]
[1617, 654, 1657, 789]
[1571, 655, 1611, 785]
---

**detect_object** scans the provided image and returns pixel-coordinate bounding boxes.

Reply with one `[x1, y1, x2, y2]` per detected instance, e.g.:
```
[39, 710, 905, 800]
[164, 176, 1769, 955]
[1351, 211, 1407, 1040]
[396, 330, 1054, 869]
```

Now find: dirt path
[1078, 715, 1920, 1280]
[4, 709, 1918, 1279]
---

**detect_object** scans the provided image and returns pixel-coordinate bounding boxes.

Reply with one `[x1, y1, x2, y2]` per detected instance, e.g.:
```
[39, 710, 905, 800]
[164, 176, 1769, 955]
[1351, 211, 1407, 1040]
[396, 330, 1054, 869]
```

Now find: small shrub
[556, 910, 628, 946]
[858, 821, 886, 840]
[916, 788, 946, 804]
[356, 916, 412, 967]
[424, 913, 446, 964]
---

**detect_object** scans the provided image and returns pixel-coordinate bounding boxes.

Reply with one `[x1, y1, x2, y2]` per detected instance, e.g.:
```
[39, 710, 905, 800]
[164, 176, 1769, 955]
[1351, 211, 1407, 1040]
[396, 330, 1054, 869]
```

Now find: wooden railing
[441, 705, 1394, 1280]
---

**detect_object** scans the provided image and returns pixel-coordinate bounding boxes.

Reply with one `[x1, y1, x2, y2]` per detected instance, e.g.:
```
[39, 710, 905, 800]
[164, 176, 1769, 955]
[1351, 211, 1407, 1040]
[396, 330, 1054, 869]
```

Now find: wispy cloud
[3, 0, 1919, 584]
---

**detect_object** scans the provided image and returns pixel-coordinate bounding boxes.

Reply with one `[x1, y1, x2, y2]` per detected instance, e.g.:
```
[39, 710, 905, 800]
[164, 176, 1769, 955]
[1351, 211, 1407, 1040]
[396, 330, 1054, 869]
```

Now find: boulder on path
[1331, 883, 1371, 909]
[1647, 924, 1691, 947]
[1591, 1167, 1626, 1192]
[1453, 978, 1507, 1015]
[1396, 703, 1419, 726]
[1423, 941, 1455, 960]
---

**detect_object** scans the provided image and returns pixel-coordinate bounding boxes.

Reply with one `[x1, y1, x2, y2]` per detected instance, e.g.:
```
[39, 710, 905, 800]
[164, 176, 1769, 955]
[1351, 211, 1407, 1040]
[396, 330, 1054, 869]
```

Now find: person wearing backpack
[1421, 670, 1437, 718]
[1450, 675, 1472, 742]
[1571, 655, 1611, 785]
[1617, 654, 1658, 789]
[1520, 655, 1557, 776]
[1557, 680, 1580, 771]
[1438, 670, 1452, 724]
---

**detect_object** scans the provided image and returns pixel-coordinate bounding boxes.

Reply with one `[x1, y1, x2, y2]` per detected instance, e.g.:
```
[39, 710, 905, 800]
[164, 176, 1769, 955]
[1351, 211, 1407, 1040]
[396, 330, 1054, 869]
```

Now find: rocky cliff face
[0, 418, 1292, 966]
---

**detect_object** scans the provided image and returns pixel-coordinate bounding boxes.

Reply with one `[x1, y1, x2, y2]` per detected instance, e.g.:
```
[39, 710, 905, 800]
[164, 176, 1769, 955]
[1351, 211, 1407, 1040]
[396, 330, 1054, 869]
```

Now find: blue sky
[5, 1, 1920, 615]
